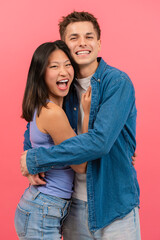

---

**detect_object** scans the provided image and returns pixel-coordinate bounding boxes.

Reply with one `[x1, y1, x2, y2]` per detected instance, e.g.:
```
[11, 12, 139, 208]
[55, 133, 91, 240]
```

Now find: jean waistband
[29, 185, 71, 205]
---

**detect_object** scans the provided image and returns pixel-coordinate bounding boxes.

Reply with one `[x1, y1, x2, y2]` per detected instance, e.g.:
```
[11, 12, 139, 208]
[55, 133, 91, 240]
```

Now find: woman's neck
[48, 96, 63, 108]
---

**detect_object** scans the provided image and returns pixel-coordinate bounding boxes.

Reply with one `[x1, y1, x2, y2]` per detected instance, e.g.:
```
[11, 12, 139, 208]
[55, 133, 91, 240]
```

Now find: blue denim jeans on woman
[14, 186, 71, 240]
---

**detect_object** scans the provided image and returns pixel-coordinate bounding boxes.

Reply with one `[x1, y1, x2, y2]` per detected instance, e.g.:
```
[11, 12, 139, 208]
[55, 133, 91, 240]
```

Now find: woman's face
[45, 49, 74, 100]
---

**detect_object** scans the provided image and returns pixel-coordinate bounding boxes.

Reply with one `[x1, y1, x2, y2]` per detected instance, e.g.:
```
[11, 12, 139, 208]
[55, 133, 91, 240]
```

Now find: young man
[21, 11, 140, 239]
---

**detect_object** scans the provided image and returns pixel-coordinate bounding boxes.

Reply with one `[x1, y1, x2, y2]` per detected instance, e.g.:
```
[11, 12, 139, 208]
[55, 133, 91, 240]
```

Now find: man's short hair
[59, 11, 101, 40]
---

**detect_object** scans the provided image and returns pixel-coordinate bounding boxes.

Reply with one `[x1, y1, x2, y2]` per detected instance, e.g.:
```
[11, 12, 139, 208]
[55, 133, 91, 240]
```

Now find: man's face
[64, 21, 101, 72]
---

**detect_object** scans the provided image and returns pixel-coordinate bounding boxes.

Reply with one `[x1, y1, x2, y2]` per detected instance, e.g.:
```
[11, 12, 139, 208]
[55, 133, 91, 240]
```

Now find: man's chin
[75, 58, 92, 65]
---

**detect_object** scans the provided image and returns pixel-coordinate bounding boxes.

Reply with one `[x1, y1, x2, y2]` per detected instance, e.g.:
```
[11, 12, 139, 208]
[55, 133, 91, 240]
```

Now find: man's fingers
[34, 174, 46, 185]
[20, 150, 29, 176]
[39, 172, 45, 178]
[27, 174, 46, 185]
[132, 160, 135, 166]
[21, 150, 28, 156]
[131, 157, 136, 166]
[27, 175, 36, 185]
[133, 152, 137, 157]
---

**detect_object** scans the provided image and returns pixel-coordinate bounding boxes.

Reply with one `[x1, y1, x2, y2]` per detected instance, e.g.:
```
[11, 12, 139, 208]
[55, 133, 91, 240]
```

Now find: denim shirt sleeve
[26, 74, 136, 174]
[23, 122, 32, 151]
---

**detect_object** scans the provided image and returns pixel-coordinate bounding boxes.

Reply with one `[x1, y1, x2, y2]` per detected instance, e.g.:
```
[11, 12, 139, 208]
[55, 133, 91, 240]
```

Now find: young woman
[14, 40, 91, 240]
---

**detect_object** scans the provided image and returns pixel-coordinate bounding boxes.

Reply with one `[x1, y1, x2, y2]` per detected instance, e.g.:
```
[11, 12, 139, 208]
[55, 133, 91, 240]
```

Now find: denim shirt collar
[92, 57, 107, 82]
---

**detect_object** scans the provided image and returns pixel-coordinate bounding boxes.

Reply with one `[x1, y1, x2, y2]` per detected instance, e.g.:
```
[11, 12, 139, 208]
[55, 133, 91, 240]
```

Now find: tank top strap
[33, 108, 37, 121]
[47, 99, 54, 104]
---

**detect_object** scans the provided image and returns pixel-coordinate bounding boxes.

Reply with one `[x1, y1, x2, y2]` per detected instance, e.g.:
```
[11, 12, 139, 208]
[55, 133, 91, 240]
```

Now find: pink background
[0, 0, 160, 239]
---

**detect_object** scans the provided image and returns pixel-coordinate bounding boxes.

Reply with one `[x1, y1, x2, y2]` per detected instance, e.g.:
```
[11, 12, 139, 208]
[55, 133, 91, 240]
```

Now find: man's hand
[20, 150, 29, 176]
[20, 151, 46, 185]
[27, 173, 46, 185]
[131, 152, 137, 166]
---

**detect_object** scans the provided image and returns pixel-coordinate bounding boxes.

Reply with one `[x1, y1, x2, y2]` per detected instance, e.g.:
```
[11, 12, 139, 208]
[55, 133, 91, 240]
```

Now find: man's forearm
[26, 130, 106, 174]
[23, 123, 32, 151]
[26, 76, 136, 175]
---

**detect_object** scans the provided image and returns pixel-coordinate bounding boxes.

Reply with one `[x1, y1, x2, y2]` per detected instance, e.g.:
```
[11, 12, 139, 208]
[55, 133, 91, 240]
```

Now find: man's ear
[98, 39, 101, 52]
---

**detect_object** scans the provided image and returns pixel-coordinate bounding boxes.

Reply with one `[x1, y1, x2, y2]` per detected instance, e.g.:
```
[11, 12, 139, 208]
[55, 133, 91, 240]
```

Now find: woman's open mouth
[56, 79, 69, 90]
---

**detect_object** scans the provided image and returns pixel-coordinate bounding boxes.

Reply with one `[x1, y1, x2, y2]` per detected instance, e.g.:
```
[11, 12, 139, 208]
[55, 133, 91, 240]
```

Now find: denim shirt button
[74, 107, 77, 111]
[98, 79, 100, 82]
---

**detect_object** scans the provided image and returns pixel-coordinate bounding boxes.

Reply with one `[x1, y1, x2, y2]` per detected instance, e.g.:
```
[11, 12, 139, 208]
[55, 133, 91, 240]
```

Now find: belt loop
[32, 191, 40, 200]
[31, 187, 41, 200]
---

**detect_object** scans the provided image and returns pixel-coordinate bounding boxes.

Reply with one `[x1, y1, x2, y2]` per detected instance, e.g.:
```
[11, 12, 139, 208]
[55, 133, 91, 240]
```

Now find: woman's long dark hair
[22, 40, 78, 122]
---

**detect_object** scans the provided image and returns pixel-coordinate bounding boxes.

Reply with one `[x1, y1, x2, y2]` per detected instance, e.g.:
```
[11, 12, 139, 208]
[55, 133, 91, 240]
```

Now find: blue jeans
[62, 198, 141, 240]
[14, 186, 71, 240]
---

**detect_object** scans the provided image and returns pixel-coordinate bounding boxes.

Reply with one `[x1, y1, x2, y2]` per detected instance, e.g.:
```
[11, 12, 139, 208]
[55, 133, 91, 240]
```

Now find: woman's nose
[59, 66, 67, 76]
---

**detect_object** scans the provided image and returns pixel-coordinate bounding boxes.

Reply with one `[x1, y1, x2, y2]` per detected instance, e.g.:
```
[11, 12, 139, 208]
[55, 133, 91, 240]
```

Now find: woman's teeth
[56, 79, 69, 89]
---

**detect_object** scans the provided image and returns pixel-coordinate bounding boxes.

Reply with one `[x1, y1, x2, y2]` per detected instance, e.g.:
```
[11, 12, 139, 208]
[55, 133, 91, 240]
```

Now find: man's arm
[23, 74, 136, 175]
[23, 123, 32, 151]
[23, 123, 46, 184]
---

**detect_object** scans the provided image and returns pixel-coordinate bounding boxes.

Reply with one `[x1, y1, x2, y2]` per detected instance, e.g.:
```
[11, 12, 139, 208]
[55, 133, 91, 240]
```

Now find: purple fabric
[30, 110, 74, 199]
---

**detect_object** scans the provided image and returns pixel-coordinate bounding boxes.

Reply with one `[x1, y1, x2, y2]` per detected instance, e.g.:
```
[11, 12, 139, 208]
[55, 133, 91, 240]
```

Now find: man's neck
[77, 60, 99, 79]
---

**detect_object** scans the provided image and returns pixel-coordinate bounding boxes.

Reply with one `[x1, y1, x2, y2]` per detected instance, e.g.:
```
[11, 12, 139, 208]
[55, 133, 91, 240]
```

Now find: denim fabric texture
[14, 186, 71, 239]
[24, 58, 140, 231]
[63, 198, 141, 240]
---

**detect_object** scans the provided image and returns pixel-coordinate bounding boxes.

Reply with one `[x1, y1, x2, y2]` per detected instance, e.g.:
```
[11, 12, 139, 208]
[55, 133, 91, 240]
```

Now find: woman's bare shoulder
[41, 102, 66, 120]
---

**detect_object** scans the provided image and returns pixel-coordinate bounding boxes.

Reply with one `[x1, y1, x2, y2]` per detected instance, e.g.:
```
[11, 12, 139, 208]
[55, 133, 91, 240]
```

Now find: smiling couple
[17, 11, 141, 240]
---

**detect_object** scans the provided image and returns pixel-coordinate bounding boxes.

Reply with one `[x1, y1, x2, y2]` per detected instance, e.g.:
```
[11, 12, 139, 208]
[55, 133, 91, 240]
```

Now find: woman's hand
[81, 86, 91, 116]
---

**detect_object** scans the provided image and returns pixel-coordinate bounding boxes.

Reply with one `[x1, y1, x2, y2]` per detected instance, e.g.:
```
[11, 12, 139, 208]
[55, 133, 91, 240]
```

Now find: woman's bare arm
[37, 100, 90, 173]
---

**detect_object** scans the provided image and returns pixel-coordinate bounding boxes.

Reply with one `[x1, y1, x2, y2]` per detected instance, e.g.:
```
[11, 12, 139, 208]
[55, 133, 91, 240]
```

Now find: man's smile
[76, 50, 91, 55]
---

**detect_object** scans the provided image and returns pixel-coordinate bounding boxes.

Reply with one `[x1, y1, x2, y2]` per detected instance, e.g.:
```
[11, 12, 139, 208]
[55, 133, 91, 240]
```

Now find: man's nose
[78, 37, 87, 47]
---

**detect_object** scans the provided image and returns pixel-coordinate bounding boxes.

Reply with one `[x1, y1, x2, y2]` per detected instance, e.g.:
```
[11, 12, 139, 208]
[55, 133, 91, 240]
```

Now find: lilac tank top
[30, 109, 74, 199]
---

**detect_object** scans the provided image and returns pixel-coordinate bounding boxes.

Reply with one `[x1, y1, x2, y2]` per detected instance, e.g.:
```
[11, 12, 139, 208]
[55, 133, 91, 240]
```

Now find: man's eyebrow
[68, 32, 94, 38]
[68, 33, 78, 37]
[86, 32, 94, 35]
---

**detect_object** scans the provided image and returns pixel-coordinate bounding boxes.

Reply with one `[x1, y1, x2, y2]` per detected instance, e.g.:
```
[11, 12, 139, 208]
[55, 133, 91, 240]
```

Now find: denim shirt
[24, 58, 140, 231]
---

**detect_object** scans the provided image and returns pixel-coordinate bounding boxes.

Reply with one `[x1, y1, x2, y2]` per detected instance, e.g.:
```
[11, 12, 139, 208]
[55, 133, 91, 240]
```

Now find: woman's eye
[66, 63, 72, 67]
[50, 65, 58, 69]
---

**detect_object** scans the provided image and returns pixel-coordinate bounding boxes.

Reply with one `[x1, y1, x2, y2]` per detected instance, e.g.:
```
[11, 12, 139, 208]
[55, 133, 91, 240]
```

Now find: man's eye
[70, 37, 76, 40]
[87, 36, 93, 39]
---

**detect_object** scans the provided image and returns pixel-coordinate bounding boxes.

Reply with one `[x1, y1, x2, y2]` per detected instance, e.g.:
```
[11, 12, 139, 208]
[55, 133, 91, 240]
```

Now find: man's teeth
[76, 51, 90, 55]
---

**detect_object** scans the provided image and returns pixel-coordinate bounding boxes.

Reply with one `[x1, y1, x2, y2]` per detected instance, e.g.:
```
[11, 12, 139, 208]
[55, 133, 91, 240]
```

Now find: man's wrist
[26, 148, 37, 174]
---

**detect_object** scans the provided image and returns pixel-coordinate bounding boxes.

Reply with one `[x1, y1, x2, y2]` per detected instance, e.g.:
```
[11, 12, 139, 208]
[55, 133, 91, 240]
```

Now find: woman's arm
[70, 86, 91, 173]
[81, 86, 91, 134]
[38, 96, 91, 173]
